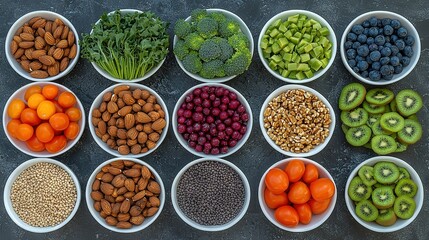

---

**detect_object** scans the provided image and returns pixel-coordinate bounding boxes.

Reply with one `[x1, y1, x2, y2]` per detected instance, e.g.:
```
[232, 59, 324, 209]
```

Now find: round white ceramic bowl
[5, 10, 80, 82]
[345, 156, 424, 232]
[340, 11, 421, 85]
[171, 157, 251, 231]
[258, 10, 337, 83]
[258, 157, 337, 232]
[173, 8, 254, 83]
[3, 82, 86, 157]
[89, 9, 166, 83]
[86, 157, 165, 233]
[172, 83, 253, 158]
[88, 83, 169, 158]
[259, 84, 335, 157]
[3, 158, 81, 233]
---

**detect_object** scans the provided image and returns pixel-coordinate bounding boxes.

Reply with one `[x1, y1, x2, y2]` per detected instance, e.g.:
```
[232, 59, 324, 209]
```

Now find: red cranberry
[186, 102, 194, 110]
[241, 113, 249, 122]
[202, 86, 210, 93]
[203, 148, 210, 154]
[215, 87, 224, 96]
[218, 131, 226, 139]
[184, 110, 192, 118]
[232, 131, 240, 140]
[183, 133, 190, 140]
[209, 87, 216, 93]
[217, 123, 226, 131]
[195, 106, 203, 112]
[185, 94, 193, 103]
[211, 138, 220, 147]
[202, 123, 210, 132]
[232, 122, 241, 131]
[193, 97, 202, 105]
[206, 116, 214, 124]
[205, 134, 212, 141]
[225, 127, 233, 136]
[195, 144, 203, 152]
[189, 141, 197, 148]
[219, 111, 228, 120]
[203, 107, 210, 115]
[201, 92, 209, 99]
[224, 118, 232, 126]
[223, 89, 230, 96]
[227, 109, 234, 116]
[229, 140, 237, 147]
[240, 126, 247, 135]
[211, 148, 220, 155]
[186, 119, 194, 126]
[177, 108, 185, 117]
[190, 133, 198, 141]
[219, 104, 227, 111]
[202, 99, 211, 108]
[237, 104, 245, 113]
[220, 146, 229, 153]
[198, 136, 207, 145]
[198, 131, 204, 136]
[186, 126, 194, 134]
[209, 94, 216, 101]
[221, 96, 230, 104]
[177, 124, 186, 134]
[178, 116, 186, 124]
[210, 127, 218, 136]
[193, 88, 201, 96]
[181, 103, 187, 109]
[204, 142, 212, 150]
[229, 92, 237, 100]
[229, 100, 240, 109]
[215, 119, 221, 125]
[213, 99, 221, 107]
[211, 108, 220, 116]
[232, 113, 240, 122]
[192, 113, 203, 122]
[221, 140, 228, 146]
[193, 123, 201, 132]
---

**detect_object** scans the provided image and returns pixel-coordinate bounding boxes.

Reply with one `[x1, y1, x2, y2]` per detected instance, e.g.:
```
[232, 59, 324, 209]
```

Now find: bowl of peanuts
[88, 83, 169, 158]
[5, 10, 79, 81]
[259, 84, 335, 157]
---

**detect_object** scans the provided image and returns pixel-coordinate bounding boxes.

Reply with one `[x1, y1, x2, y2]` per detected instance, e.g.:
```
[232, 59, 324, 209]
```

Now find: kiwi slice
[372, 187, 396, 209]
[341, 124, 350, 134]
[380, 112, 405, 132]
[407, 114, 418, 121]
[341, 108, 369, 127]
[371, 135, 397, 155]
[371, 121, 392, 136]
[395, 178, 418, 198]
[376, 208, 397, 226]
[384, 103, 392, 113]
[363, 101, 386, 114]
[339, 83, 367, 111]
[390, 132, 397, 139]
[363, 142, 372, 149]
[348, 176, 372, 202]
[373, 161, 400, 184]
[397, 167, 411, 182]
[366, 88, 394, 106]
[373, 182, 396, 190]
[358, 166, 377, 186]
[394, 142, 408, 153]
[397, 119, 422, 144]
[346, 125, 372, 146]
[367, 114, 381, 128]
[395, 89, 423, 117]
[390, 100, 397, 112]
[393, 195, 416, 219]
[356, 200, 379, 222]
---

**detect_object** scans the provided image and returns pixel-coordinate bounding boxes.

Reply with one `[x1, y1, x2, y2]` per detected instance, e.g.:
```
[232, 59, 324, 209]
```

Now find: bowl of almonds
[88, 83, 169, 157]
[5, 10, 79, 81]
[86, 157, 164, 233]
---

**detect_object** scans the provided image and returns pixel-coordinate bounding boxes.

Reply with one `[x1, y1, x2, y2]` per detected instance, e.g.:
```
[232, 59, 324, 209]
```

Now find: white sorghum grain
[10, 162, 77, 227]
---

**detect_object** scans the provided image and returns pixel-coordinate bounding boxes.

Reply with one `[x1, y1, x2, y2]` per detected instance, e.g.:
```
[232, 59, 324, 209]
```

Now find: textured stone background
[0, 0, 428, 239]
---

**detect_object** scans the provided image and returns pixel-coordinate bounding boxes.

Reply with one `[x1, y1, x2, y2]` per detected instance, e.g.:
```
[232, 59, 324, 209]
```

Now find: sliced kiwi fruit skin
[373, 161, 400, 184]
[394, 178, 418, 198]
[341, 124, 350, 134]
[366, 114, 381, 128]
[339, 83, 367, 111]
[358, 166, 377, 186]
[376, 208, 397, 226]
[371, 121, 392, 136]
[341, 108, 369, 127]
[356, 200, 379, 222]
[371, 135, 397, 155]
[363, 101, 386, 114]
[380, 112, 405, 133]
[396, 167, 411, 182]
[397, 119, 422, 144]
[374, 182, 396, 190]
[394, 142, 408, 153]
[346, 125, 372, 147]
[366, 88, 394, 106]
[349, 176, 372, 202]
[394, 195, 416, 220]
[372, 187, 396, 209]
[395, 89, 423, 117]
[390, 100, 398, 112]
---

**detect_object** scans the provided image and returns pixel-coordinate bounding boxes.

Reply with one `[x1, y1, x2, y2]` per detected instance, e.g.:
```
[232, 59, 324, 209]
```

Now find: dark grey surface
[1, 0, 428, 239]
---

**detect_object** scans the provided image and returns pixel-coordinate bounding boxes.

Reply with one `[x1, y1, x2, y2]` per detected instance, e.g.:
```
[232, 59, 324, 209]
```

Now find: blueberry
[378, 45, 384, 51]
[352, 66, 360, 73]
[390, 19, 401, 29]
[391, 34, 399, 43]
[368, 27, 379, 37]
[383, 74, 394, 80]
[390, 45, 399, 55]
[381, 18, 392, 26]
[372, 61, 381, 70]
[346, 48, 357, 60]
[366, 56, 373, 65]
[385, 35, 391, 43]
[378, 28, 384, 34]
[380, 65, 393, 76]
[357, 45, 370, 57]
[366, 37, 375, 45]
[368, 43, 378, 52]
[401, 56, 411, 67]
[380, 57, 390, 65]
[390, 56, 400, 66]
[403, 46, 413, 57]
[347, 32, 357, 41]
[384, 42, 392, 48]
[356, 55, 365, 62]
[352, 41, 361, 49]
[381, 47, 392, 57]
[397, 27, 408, 38]
[361, 70, 369, 78]
[369, 17, 378, 27]
[344, 41, 353, 50]
[404, 35, 415, 46]
[362, 20, 370, 28]
[370, 50, 381, 61]
[363, 28, 369, 35]
[383, 25, 394, 35]
[396, 52, 403, 59]
[357, 61, 369, 71]
[374, 35, 385, 46]
[357, 34, 367, 43]
[394, 64, 403, 74]
[395, 39, 405, 50]
[348, 59, 357, 67]
[369, 70, 381, 81]
[351, 24, 364, 35]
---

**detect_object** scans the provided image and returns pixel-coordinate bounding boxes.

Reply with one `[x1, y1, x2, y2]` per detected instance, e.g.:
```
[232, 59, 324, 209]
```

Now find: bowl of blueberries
[341, 11, 420, 85]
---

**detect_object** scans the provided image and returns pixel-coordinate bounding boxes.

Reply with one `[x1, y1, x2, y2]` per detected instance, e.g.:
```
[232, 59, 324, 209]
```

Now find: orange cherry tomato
[20, 108, 41, 126]
[16, 123, 34, 141]
[7, 119, 22, 138]
[65, 107, 81, 121]
[24, 85, 42, 101]
[308, 198, 332, 215]
[302, 163, 319, 184]
[25, 135, 45, 152]
[264, 187, 289, 209]
[284, 159, 305, 182]
[45, 135, 67, 153]
[52, 100, 64, 113]
[64, 122, 80, 140]
[7, 99, 26, 119]
[35, 122, 55, 143]
[288, 181, 311, 204]
[274, 205, 299, 227]
[49, 113, 70, 131]
[37, 100, 56, 120]
[310, 178, 335, 202]
[294, 203, 312, 225]
[58, 92, 76, 108]
[41, 84, 59, 100]
[265, 168, 289, 194]
[27, 93, 46, 109]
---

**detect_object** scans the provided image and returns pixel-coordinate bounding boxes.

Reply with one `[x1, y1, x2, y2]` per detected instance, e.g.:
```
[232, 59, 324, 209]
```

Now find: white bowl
[88, 83, 169, 158]
[3, 158, 81, 233]
[2, 82, 86, 157]
[172, 83, 253, 158]
[5, 10, 80, 82]
[86, 157, 165, 233]
[258, 157, 337, 232]
[340, 11, 421, 85]
[89, 9, 167, 83]
[259, 84, 335, 157]
[171, 157, 251, 231]
[258, 10, 337, 83]
[345, 156, 424, 232]
[173, 8, 254, 83]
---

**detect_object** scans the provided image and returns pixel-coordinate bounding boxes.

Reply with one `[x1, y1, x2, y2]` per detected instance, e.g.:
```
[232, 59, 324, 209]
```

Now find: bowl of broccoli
[173, 9, 254, 83]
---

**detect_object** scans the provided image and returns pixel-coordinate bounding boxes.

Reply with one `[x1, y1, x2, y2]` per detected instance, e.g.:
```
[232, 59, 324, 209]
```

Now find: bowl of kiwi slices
[345, 156, 423, 232]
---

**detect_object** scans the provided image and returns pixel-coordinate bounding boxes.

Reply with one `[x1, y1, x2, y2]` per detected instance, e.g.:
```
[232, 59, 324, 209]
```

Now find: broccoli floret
[219, 19, 241, 37]
[199, 39, 221, 62]
[210, 12, 227, 24]
[197, 18, 218, 39]
[185, 32, 205, 50]
[199, 60, 225, 78]
[191, 9, 208, 23]
[228, 32, 249, 51]
[174, 19, 192, 39]
[182, 52, 203, 74]
[212, 37, 233, 61]
[224, 49, 251, 76]
[173, 40, 189, 60]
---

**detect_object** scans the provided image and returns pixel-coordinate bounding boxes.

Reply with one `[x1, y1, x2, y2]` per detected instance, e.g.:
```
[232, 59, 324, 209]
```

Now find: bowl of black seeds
[171, 158, 250, 231]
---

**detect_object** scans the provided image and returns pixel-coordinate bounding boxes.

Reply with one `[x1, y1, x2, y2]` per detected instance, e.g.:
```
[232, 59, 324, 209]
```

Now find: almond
[146, 95, 156, 104]
[44, 32, 56, 45]
[61, 25, 69, 39]
[117, 213, 131, 222]
[101, 172, 113, 182]
[28, 16, 42, 26]
[147, 181, 161, 194]
[20, 60, 30, 72]
[124, 178, 135, 192]
[34, 36, 46, 50]
[91, 191, 104, 201]
[116, 221, 132, 229]
[24, 48, 34, 60]
[129, 205, 143, 217]
[117, 129, 127, 139]
[47, 61, 59, 76]
[97, 120, 107, 135]
[54, 18, 65, 26]
[118, 106, 132, 117]
[45, 21, 53, 33]
[149, 196, 160, 207]
[67, 31, 75, 46]
[151, 118, 166, 131]
[53, 25, 63, 39]
[130, 215, 145, 225]
[123, 168, 141, 178]
[37, 27, 46, 38]
[13, 48, 25, 59]
[32, 18, 46, 29]
[56, 39, 68, 48]
[10, 40, 18, 54]
[47, 46, 56, 56]
[18, 41, 34, 49]
[92, 179, 101, 191]
[118, 145, 130, 155]
[114, 85, 130, 95]
[29, 60, 43, 71]
[23, 25, 34, 34]
[100, 199, 112, 215]
[52, 48, 64, 60]
[141, 90, 151, 100]
[101, 111, 110, 122]
[148, 111, 161, 121]
[112, 203, 122, 216]
[121, 93, 135, 106]
[148, 132, 160, 142]
[141, 166, 151, 179]
[124, 191, 135, 199]
[123, 160, 135, 167]
[144, 207, 159, 217]
[99, 210, 108, 218]
[127, 127, 138, 140]
[111, 174, 126, 188]
[137, 132, 148, 144]
[100, 182, 115, 196]
[137, 178, 149, 191]
[110, 160, 124, 169]
[108, 167, 122, 175]
[94, 201, 102, 212]
[107, 101, 119, 114]
[142, 103, 153, 113]
[38, 55, 55, 66]
[124, 114, 135, 130]
[105, 216, 118, 226]
[30, 70, 48, 78]
[19, 32, 34, 41]
[68, 44, 77, 58]
[60, 57, 69, 71]
[132, 89, 142, 99]
[135, 112, 151, 123]
[117, 186, 128, 195]
[120, 198, 131, 213]
[96, 171, 105, 179]
[31, 49, 46, 59]
[132, 190, 146, 202]
[118, 90, 132, 98]
[108, 125, 118, 137]
[143, 123, 153, 134]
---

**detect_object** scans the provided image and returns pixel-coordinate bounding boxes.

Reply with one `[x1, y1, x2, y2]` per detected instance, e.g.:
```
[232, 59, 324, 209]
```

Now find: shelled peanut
[92, 85, 167, 155]
[10, 16, 77, 78]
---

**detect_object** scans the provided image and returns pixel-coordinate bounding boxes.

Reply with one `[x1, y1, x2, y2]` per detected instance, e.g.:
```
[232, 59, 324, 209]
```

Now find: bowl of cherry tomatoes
[3, 82, 85, 157]
[258, 158, 337, 232]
